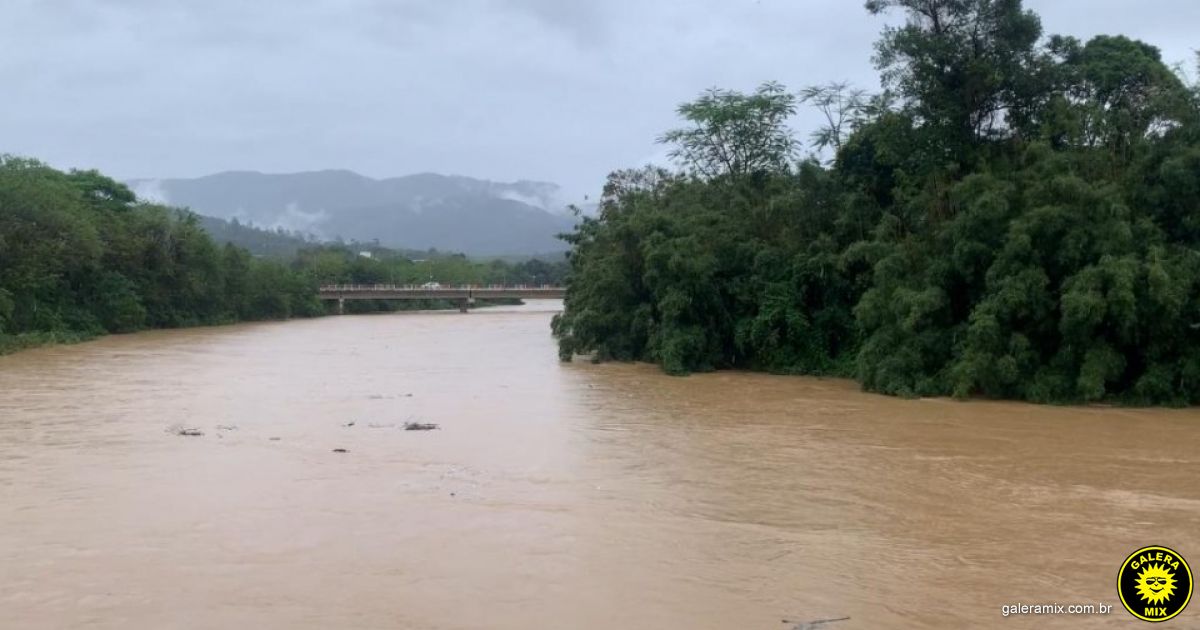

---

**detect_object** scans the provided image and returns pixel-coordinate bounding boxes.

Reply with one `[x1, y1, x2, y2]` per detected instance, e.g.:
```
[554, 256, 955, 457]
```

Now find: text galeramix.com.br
[1001, 603, 1113, 617]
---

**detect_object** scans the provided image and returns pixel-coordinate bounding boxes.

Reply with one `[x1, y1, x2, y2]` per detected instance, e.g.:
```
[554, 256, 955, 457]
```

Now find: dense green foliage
[0, 157, 322, 344]
[0, 158, 567, 352]
[553, 1, 1200, 405]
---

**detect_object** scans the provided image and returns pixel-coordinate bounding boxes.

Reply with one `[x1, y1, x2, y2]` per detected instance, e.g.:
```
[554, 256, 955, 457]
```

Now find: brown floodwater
[1, 302, 1198, 629]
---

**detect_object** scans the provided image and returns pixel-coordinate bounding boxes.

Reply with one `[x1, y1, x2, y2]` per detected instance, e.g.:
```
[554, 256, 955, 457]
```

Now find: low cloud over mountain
[128, 170, 579, 256]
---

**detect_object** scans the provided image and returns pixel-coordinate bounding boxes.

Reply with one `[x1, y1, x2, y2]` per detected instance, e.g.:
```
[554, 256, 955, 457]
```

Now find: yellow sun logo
[1136, 564, 1177, 605]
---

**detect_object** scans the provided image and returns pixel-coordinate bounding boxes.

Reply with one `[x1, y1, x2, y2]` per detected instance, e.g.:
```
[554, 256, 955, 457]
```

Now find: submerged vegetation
[0, 157, 567, 353]
[553, 0, 1200, 405]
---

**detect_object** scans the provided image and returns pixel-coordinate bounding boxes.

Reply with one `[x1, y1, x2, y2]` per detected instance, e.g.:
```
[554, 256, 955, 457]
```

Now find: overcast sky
[5, 0, 1197, 199]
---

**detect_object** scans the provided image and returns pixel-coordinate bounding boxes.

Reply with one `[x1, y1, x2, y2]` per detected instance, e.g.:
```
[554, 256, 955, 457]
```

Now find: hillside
[194, 215, 317, 259]
[128, 170, 578, 256]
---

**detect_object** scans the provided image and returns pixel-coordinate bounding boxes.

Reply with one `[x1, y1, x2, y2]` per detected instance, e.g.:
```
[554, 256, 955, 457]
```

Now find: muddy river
[1, 303, 1197, 629]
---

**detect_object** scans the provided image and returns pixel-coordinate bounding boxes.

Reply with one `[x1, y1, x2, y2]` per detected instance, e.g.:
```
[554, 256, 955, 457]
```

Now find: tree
[0, 288, 13, 334]
[658, 82, 797, 180]
[554, 1, 1200, 405]
[867, 0, 1046, 158]
[798, 82, 869, 156]
[67, 169, 136, 212]
[91, 271, 147, 332]
[1061, 35, 1190, 160]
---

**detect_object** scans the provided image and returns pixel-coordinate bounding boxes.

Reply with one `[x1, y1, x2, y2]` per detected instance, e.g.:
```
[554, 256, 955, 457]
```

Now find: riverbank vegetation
[0, 157, 567, 353]
[552, 0, 1200, 405]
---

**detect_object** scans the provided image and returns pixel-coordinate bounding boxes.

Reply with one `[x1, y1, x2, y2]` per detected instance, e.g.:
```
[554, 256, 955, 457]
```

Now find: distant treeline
[194, 215, 321, 259]
[553, 0, 1200, 405]
[196, 214, 511, 264]
[0, 158, 568, 354]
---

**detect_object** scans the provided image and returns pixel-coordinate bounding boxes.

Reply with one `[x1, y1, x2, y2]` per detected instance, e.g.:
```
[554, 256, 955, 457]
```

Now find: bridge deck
[318, 284, 565, 300]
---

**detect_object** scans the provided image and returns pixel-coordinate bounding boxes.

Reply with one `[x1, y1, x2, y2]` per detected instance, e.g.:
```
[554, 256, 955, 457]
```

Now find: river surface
[1, 303, 1198, 629]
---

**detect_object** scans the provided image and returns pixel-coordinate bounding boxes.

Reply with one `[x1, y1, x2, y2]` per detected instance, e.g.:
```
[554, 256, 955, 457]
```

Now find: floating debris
[332, 448, 348, 453]
[403, 422, 439, 431]
[268, 437, 281, 441]
[343, 421, 356, 427]
[368, 423, 396, 429]
[215, 425, 238, 431]
[782, 617, 850, 630]
[174, 427, 204, 437]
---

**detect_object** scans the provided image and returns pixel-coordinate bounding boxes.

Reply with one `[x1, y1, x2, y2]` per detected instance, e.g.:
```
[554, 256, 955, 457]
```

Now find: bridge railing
[318, 284, 563, 292]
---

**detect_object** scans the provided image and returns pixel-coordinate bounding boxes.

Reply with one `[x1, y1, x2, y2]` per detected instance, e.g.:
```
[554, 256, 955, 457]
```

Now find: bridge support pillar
[458, 298, 469, 313]
[338, 298, 345, 315]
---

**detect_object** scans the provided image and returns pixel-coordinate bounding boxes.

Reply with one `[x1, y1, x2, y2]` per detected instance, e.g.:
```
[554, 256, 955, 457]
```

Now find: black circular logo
[1118, 545, 1193, 622]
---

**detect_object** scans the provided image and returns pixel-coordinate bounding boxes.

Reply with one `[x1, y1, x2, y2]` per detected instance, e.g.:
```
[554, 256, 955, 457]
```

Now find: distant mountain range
[127, 170, 581, 256]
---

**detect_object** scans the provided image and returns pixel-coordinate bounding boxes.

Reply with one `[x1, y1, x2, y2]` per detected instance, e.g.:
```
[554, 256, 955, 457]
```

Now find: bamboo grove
[553, 0, 1200, 405]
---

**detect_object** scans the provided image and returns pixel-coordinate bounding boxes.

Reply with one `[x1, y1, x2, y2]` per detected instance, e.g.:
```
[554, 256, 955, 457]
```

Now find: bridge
[318, 284, 566, 313]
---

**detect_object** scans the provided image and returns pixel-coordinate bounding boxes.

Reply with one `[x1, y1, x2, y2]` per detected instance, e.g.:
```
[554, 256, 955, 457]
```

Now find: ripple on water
[0, 312, 1198, 630]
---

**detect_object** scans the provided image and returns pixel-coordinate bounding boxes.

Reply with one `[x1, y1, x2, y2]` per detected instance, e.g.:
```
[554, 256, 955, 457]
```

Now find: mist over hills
[127, 170, 580, 256]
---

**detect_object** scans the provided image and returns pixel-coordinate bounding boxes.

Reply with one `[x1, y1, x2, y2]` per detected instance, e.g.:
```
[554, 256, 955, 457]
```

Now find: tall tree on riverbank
[659, 82, 798, 180]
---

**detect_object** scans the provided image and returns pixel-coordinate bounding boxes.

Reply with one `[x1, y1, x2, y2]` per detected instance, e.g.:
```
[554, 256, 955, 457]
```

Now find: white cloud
[129, 179, 169, 204]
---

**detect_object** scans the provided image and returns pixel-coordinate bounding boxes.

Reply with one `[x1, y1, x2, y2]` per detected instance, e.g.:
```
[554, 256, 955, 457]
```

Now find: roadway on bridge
[318, 284, 565, 300]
